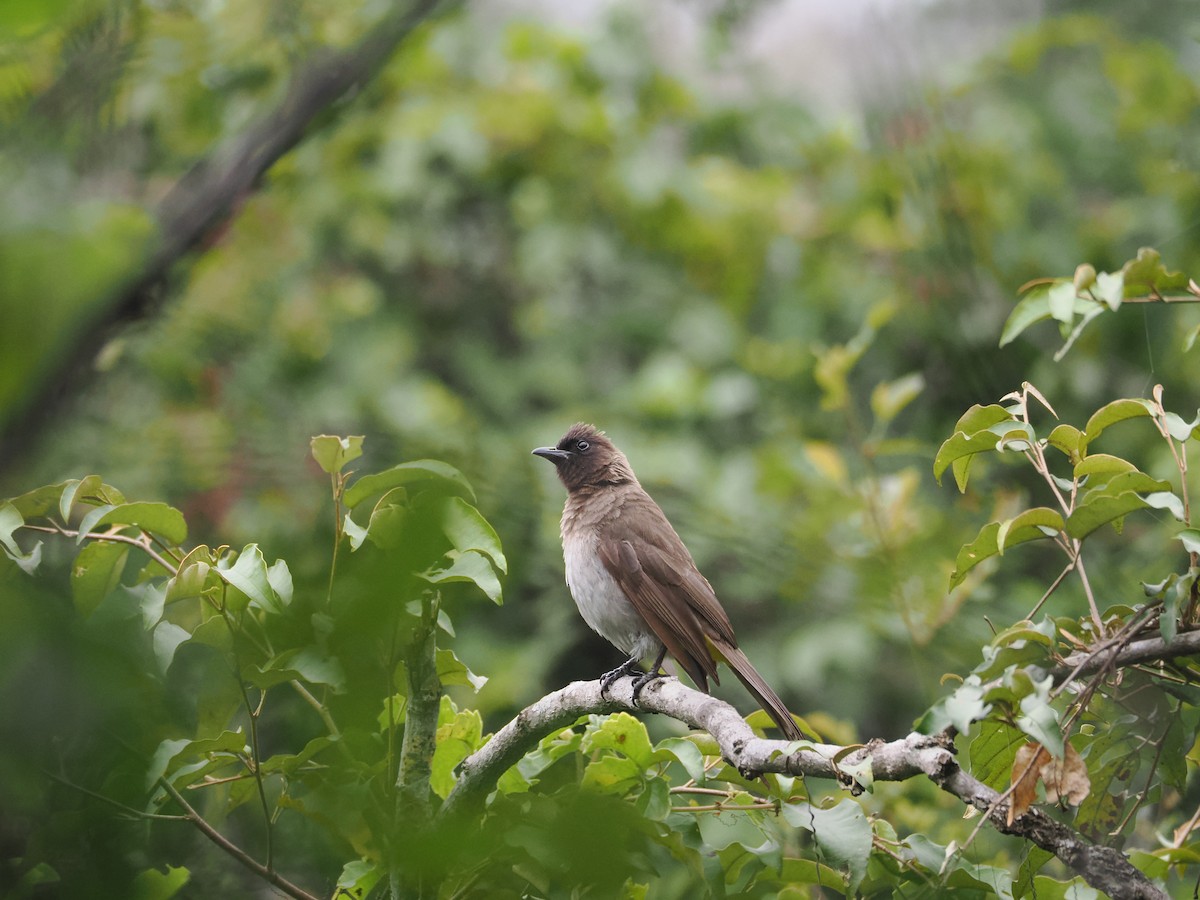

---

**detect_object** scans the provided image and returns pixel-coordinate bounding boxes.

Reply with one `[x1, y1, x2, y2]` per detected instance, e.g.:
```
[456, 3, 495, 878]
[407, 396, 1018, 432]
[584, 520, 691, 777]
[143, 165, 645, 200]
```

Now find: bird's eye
[576, 439, 590, 452]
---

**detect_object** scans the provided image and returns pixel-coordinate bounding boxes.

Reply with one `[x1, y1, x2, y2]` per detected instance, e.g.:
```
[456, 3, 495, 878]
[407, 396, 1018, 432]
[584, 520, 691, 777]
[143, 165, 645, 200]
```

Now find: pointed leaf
[1092, 270, 1124, 311]
[152, 622, 191, 675]
[310, 435, 364, 475]
[72, 539, 130, 616]
[790, 799, 871, 894]
[1066, 475, 1172, 539]
[1047, 281, 1077, 325]
[951, 511, 1061, 589]
[344, 460, 475, 509]
[0, 500, 42, 574]
[8, 481, 72, 519]
[75, 503, 116, 543]
[1122, 247, 1188, 295]
[217, 544, 280, 613]
[441, 497, 507, 573]
[1047, 424, 1083, 460]
[996, 507, 1064, 555]
[422, 550, 503, 603]
[1001, 288, 1053, 347]
[93, 502, 187, 546]
[1083, 398, 1154, 446]
[934, 404, 1014, 488]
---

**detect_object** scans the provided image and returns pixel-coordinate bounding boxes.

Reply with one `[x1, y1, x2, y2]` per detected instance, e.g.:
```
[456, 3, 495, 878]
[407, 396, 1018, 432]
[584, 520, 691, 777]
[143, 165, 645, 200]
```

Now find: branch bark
[3, 0, 452, 465]
[444, 676, 1167, 900]
[1053, 627, 1200, 679]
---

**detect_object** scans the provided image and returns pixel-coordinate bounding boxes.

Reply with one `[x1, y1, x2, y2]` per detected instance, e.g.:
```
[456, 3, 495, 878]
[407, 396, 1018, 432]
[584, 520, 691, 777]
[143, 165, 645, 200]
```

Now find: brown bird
[533, 423, 804, 741]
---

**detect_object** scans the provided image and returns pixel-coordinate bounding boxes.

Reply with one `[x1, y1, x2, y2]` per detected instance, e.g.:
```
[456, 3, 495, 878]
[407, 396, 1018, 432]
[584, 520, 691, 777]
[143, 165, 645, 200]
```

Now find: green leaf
[1159, 572, 1194, 645]
[1092, 270, 1124, 311]
[440, 496, 507, 574]
[1121, 246, 1188, 295]
[343, 512, 368, 550]
[146, 731, 248, 787]
[75, 503, 116, 542]
[1001, 288, 1053, 347]
[581, 753, 643, 794]
[1052, 303, 1106, 361]
[267, 559, 293, 607]
[584, 712, 656, 769]
[216, 544, 281, 613]
[655, 737, 707, 782]
[970, 720, 1025, 792]
[787, 799, 871, 894]
[1015, 847, 1056, 899]
[1047, 281, 1077, 325]
[91, 502, 188, 546]
[933, 404, 1013, 489]
[8, 481, 72, 519]
[916, 677, 989, 735]
[1016, 690, 1062, 759]
[1073, 453, 1137, 484]
[334, 860, 382, 900]
[869, 372, 924, 425]
[1185, 324, 1200, 352]
[431, 702, 484, 799]
[996, 507, 1064, 555]
[59, 475, 104, 521]
[260, 735, 337, 776]
[777, 858, 847, 891]
[130, 865, 190, 900]
[1066, 474, 1172, 539]
[1162, 411, 1200, 442]
[1047, 424, 1084, 460]
[421, 550, 503, 604]
[310, 434, 364, 474]
[249, 647, 346, 691]
[1144, 490, 1186, 521]
[1082, 398, 1154, 446]
[950, 510, 1062, 589]
[1177, 529, 1200, 555]
[344, 459, 475, 509]
[436, 648, 488, 691]
[152, 622, 190, 675]
[71, 540, 130, 616]
[0, 500, 42, 574]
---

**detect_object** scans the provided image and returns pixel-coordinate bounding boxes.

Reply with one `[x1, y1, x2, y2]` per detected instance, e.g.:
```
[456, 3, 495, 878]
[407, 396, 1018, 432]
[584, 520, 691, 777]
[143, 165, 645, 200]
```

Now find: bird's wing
[595, 492, 738, 689]
[610, 492, 736, 642]
[596, 536, 718, 690]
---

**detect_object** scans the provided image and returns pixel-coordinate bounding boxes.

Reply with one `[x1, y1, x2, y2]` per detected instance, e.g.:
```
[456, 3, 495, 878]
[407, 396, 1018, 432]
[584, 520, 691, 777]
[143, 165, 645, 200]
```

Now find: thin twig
[22, 523, 179, 575]
[157, 777, 319, 900]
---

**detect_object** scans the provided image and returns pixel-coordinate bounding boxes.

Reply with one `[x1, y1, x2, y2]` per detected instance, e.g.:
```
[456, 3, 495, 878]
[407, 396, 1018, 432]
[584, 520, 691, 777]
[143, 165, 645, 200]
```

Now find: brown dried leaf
[1008, 742, 1050, 825]
[1041, 741, 1090, 807]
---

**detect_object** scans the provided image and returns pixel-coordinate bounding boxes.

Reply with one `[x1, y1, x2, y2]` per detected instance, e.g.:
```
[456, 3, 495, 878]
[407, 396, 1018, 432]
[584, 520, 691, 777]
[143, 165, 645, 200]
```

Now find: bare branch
[157, 776, 319, 900]
[444, 676, 1166, 900]
[1054, 628, 1200, 679]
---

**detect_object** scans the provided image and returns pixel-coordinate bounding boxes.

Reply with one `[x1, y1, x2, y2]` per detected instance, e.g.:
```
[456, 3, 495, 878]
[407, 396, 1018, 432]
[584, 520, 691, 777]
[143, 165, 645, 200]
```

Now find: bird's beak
[532, 446, 571, 463]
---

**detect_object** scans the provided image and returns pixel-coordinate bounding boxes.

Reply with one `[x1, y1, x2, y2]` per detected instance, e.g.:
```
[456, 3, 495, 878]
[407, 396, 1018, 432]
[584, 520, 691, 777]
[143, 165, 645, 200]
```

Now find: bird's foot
[600, 656, 642, 697]
[630, 668, 667, 704]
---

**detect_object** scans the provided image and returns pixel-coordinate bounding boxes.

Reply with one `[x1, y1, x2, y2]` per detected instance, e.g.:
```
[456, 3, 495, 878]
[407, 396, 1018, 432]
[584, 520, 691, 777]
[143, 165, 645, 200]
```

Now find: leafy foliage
[6, 1, 1200, 897]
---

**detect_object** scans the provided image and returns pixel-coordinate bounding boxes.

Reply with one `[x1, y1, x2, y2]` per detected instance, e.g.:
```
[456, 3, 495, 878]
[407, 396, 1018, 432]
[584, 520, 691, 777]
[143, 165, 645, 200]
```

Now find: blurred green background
[3, 0, 1200, 891]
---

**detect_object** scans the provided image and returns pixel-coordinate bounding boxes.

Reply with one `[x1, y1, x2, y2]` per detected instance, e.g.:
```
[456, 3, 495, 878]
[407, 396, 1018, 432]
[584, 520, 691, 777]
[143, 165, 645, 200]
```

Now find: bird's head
[532, 423, 636, 492]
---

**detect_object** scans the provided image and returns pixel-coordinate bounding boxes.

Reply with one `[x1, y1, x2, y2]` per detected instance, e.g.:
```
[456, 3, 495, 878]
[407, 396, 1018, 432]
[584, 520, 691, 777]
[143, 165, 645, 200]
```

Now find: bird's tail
[715, 641, 806, 741]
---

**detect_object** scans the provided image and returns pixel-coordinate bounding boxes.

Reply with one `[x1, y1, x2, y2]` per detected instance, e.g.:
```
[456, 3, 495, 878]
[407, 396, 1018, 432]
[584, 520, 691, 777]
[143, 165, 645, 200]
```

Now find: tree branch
[157, 776, 319, 900]
[444, 676, 1167, 900]
[3, 0, 453, 465]
[1053, 627, 1200, 678]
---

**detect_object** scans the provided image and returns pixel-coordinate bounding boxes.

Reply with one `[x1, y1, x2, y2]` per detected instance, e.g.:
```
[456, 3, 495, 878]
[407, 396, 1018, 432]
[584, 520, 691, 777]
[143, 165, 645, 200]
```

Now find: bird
[533, 423, 804, 741]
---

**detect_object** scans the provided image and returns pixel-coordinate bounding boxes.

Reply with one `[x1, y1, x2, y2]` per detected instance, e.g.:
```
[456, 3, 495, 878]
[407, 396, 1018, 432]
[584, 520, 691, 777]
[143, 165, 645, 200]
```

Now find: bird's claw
[599, 657, 641, 697]
[630, 668, 667, 703]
